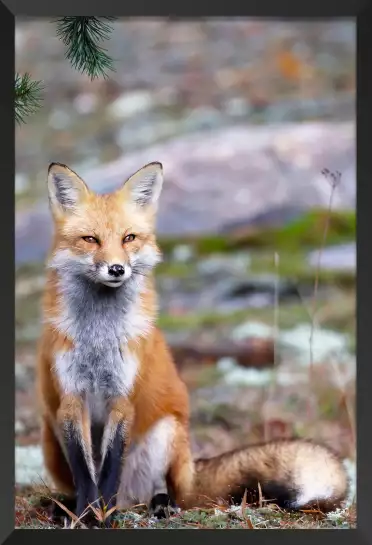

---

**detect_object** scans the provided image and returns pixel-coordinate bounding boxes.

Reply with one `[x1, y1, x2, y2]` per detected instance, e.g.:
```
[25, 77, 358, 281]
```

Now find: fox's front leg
[98, 397, 134, 518]
[57, 394, 99, 519]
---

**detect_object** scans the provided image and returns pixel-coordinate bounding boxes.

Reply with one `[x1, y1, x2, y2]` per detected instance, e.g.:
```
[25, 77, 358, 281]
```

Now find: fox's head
[47, 161, 163, 288]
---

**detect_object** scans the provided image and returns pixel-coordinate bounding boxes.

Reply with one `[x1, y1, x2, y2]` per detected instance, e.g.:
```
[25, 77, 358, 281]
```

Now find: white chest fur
[54, 346, 138, 420]
[49, 268, 147, 419]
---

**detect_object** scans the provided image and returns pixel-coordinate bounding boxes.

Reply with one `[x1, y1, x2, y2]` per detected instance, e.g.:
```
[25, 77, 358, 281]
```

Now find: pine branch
[15, 73, 44, 125]
[55, 16, 117, 80]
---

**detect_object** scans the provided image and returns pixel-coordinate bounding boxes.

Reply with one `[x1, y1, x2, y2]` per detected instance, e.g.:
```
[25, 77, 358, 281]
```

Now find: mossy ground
[159, 209, 355, 257]
[15, 487, 356, 529]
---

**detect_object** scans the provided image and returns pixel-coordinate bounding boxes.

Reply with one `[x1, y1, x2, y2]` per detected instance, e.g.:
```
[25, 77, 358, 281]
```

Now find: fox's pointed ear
[47, 163, 89, 216]
[120, 162, 163, 209]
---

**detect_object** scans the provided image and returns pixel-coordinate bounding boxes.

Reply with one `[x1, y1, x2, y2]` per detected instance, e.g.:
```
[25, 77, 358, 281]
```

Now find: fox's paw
[149, 493, 179, 519]
[43, 495, 77, 525]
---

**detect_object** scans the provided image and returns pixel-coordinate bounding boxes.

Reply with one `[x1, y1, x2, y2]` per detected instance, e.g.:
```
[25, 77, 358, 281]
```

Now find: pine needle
[240, 489, 254, 529]
[55, 16, 117, 80]
[15, 72, 43, 125]
[48, 496, 88, 529]
[257, 481, 263, 508]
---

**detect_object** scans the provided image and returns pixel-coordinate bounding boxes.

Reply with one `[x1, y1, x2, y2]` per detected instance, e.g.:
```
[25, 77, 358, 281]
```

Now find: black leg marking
[149, 493, 177, 519]
[98, 420, 125, 524]
[91, 423, 104, 472]
[64, 422, 100, 520]
[39, 495, 77, 525]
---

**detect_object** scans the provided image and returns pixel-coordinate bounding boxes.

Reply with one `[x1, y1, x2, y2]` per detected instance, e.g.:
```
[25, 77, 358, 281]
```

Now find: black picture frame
[7, 3, 370, 544]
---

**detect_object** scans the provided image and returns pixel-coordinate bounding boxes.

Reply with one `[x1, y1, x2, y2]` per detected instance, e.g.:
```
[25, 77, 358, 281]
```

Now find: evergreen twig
[15, 73, 44, 125]
[55, 16, 117, 80]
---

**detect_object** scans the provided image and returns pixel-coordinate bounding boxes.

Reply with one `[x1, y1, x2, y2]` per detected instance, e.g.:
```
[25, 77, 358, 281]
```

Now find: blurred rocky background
[15, 18, 355, 502]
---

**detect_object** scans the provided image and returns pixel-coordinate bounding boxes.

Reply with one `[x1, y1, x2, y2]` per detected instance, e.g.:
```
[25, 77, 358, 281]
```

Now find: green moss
[157, 308, 250, 331]
[158, 209, 355, 257]
[16, 290, 41, 326]
[195, 236, 233, 254]
[159, 235, 232, 256]
[249, 250, 355, 288]
[156, 261, 191, 278]
[228, 209, 355, 252]
[157, 291, 355, 336]
[156, 250, 354, 292]
[273, 208, 355, 250]
[16, 261, 45, 280]
[193, 366, 224, 387]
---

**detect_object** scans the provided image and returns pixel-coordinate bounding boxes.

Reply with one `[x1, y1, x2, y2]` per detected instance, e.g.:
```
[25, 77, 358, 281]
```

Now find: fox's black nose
[108, 264, 125, 278]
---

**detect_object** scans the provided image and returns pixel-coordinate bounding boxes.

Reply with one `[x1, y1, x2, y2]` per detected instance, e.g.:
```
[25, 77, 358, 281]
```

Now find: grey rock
[15, 445, 46, 485]
[181, 107, 226, 132]
[15, 362, 31, 391]
[15, 122, 355, 266]
[171, 244, 195, 263]
[15, 420, 26, 434]
[15, 174, 30, 195]
[196, 252, 251, 276]
[109, 90, 155, 119]
[307, 243, 355, 271]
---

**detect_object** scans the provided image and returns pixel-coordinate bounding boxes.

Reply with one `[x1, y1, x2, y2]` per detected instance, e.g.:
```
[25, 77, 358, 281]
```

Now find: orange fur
[40, 417, 74, 495]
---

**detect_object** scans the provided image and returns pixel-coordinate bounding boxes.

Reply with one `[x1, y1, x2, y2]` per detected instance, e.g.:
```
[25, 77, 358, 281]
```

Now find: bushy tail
[190, 439, 348, 512]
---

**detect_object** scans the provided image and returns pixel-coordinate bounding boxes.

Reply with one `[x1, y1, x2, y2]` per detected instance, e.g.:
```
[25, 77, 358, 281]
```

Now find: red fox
[36, 161, 348, 525]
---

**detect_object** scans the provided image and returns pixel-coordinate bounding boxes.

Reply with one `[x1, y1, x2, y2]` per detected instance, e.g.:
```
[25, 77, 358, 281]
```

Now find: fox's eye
[82, 236, 99, 244]
[123, 234, 136, 244]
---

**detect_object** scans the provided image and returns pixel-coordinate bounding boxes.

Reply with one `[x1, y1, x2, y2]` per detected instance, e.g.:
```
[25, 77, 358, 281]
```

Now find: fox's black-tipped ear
[121, 162, 164, 209]
[47, 163, 90, 216]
